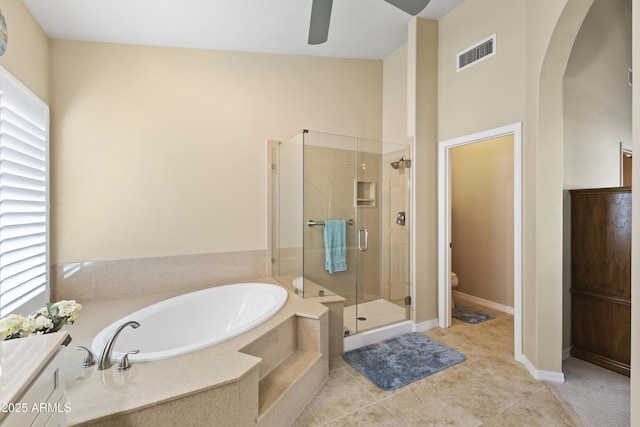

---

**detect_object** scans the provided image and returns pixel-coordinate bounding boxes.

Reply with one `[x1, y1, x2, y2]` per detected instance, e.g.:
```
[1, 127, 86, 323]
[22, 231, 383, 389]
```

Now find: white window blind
[0, 67, 50, 318]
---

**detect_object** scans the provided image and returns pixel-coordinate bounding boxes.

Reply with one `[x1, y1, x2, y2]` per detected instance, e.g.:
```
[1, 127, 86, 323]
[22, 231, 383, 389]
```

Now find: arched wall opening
[527, 0, 594, 376]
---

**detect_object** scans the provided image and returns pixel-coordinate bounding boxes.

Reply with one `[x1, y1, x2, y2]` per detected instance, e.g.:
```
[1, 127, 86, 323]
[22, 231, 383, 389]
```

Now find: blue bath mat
[452, 304, 495, 324]
[343, 332, 466, 391]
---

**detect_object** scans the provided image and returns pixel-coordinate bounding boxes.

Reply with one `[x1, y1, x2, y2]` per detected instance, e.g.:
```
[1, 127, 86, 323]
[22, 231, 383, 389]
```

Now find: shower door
[354, 138, 411, 334]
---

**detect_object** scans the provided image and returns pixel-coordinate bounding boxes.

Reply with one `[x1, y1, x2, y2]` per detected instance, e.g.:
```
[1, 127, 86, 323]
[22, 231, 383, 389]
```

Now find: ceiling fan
[308, 0, 431, 45]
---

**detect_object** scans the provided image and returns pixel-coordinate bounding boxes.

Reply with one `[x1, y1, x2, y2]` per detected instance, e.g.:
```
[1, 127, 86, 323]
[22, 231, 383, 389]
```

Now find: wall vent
[457, 34, 496, 72]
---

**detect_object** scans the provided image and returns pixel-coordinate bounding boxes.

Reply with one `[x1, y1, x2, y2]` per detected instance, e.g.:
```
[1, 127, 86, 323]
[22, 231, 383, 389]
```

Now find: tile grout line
[318, 400, 394, 426]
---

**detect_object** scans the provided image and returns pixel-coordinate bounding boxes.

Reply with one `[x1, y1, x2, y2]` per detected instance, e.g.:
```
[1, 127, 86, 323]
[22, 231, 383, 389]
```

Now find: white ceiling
[24, 0, 465, 59]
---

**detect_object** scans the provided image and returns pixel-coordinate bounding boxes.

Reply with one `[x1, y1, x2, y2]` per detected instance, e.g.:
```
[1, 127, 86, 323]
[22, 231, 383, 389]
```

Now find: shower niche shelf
[355, 180, 376, 208]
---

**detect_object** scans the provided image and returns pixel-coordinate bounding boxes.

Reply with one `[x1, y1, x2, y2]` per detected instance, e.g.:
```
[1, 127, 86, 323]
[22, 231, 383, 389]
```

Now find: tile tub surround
[274, 274, 345, 360]
[60, 280, 329, 426]
[52, 250, 268, 302]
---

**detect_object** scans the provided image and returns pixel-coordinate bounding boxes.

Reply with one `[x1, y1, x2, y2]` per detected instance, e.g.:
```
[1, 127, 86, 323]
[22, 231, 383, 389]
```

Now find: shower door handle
[358, 228, 369, 251]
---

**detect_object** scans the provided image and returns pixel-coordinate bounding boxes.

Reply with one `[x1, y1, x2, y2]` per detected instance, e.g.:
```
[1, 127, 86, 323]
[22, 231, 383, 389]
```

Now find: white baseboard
[452, 291, 514, 315]
[414, 318, 439, 332]
[521, 354, 565, 383]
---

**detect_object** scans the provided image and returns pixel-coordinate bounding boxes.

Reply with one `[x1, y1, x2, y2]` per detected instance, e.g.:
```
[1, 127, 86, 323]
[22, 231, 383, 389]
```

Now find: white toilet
[451, 272, 459, 308]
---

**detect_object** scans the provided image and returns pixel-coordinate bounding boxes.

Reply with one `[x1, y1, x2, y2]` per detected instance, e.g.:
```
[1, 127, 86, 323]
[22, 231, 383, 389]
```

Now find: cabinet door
[571, 191, 631, 298]
[39, 395, 67, 427]
[571, 294, 631, 372]
[570, 188, 632, 376]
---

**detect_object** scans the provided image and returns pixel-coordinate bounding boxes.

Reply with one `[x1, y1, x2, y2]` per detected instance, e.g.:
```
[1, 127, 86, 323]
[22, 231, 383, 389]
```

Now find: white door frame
[437, 122, 523, 362]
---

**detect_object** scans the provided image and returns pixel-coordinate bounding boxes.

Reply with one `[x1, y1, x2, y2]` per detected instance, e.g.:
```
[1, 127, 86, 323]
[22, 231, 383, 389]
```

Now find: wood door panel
[570, 187, 631, 376]
[571, 191, 631, 299]
[571, 293, 631, 365]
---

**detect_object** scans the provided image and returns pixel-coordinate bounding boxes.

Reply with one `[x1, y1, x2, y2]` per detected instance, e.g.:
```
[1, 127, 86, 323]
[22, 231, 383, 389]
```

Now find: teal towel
[323, 220, 347, 273]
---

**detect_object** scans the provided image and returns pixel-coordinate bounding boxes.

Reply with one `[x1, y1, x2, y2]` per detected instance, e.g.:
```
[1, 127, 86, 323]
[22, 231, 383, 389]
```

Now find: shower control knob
[117, 350, 140, 372]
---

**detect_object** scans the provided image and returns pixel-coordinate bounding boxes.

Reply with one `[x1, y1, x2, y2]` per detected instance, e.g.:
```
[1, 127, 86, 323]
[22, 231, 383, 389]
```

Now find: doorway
[620, 143, 632, 187]
[438, 123, 523, 361]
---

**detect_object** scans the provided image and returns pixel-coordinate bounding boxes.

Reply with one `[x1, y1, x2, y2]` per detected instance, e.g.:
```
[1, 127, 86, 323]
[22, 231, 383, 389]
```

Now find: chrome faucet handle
[117, 350, 140, 372]
[76, 346, 96, 368]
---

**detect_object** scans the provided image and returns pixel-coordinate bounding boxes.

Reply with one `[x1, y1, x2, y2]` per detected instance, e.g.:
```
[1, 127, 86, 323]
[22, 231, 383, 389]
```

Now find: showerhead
[391, 157, 411, 169]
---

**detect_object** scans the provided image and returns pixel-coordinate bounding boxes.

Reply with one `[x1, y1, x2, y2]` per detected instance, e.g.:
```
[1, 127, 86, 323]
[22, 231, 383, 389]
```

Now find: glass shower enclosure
[270, 130, 411, 336]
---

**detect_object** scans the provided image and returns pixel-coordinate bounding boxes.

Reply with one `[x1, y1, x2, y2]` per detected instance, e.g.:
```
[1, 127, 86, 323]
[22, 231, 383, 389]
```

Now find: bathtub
[90, 283, 288, 362]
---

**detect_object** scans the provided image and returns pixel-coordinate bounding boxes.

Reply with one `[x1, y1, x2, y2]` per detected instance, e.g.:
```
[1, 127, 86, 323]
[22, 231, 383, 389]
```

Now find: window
[0, 66, 50, 317]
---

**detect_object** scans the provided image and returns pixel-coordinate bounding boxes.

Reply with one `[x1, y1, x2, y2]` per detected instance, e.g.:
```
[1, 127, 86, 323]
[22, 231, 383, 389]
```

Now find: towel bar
[307, 219, 354, 227]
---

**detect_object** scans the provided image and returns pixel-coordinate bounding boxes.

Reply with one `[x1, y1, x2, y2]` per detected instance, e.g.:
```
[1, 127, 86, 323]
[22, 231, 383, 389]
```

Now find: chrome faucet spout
[98, 320, 140, 370]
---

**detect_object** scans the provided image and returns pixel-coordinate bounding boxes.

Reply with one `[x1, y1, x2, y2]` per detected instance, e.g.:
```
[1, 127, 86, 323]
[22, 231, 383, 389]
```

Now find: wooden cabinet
[570, 187, 631, 376]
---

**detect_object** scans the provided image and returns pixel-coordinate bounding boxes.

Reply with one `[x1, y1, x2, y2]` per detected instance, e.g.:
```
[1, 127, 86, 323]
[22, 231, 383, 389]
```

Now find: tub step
[257, 349, 323, 421]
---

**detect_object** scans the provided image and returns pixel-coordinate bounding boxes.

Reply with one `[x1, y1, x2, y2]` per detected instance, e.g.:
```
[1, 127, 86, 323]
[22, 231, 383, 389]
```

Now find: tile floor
[293, 305, 577, 426]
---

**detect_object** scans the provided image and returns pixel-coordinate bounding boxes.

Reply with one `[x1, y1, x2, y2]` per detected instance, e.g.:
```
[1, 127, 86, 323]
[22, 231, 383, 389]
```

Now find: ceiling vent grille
[457, 34, 496, 72]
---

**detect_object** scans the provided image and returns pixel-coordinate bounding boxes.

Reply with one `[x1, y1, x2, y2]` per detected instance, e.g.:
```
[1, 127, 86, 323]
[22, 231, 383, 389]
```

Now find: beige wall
[382, 21, 440, 325]
[382, 44, 408, 144]
[530, 0, 591, 376]
[564, 0, 632, 189]
[438, 0, 599, 375]
[0, 0, 49, 102]
[408, 19, 439, 323]
[49, 41, 382, 264]
[562, 0, 631, 352]
[438, 0, 526, 142]
[438, 0, 530, 359]
[451, 135, 514, 308]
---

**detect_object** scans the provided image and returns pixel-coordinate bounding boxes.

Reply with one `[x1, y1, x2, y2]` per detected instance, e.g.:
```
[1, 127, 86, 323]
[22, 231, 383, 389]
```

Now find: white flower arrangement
[0, 300, 82, 345]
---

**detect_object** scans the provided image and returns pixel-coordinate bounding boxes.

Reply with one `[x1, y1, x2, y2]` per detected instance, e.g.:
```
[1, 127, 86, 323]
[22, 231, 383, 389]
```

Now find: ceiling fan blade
[308, 0, 333, 45]
[383, 0, 431, 16]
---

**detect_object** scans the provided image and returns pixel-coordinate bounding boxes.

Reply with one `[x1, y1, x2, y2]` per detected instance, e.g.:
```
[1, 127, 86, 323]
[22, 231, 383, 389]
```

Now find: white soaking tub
[91, 283, 288, 362]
